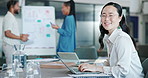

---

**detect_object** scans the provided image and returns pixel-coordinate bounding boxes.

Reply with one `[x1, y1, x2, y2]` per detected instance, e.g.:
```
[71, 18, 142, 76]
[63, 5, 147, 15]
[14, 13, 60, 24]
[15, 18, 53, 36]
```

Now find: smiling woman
[100, 5, 121, 35]
[78, 2, 144, 78]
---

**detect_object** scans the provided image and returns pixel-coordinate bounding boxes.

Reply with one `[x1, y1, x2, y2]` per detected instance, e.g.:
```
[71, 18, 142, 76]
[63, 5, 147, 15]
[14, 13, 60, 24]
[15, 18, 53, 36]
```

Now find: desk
[41, 68, 71, 78]
[0, 58, 112, 78]
[0, 68, 71, 78]
[0, 68, 113, 78]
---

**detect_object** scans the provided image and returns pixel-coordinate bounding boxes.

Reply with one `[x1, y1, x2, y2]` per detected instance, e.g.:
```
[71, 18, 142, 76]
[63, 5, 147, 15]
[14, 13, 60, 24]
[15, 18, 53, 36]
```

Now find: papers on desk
[69, 73, 113, 78]
[79, 59, 89, 63]
[27, 58, 59, 62]
[40, 61, 75, 69]
[94, 57, 108, 63]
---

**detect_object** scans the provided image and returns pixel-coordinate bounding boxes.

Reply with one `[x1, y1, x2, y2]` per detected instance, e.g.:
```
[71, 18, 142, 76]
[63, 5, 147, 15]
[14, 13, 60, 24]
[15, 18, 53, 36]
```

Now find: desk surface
[0, 58, 111, 78]
[41, 68, 71, 78]
[0, 68, 113, 78]
[0, 68, 71, 78]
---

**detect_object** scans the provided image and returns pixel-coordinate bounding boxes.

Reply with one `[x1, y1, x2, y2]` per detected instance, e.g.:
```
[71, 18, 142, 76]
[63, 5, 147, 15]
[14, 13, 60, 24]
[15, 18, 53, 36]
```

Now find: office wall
[0, 0, 146, 58]
[0, 16, 3, 57]
[143, 2, 148, 14]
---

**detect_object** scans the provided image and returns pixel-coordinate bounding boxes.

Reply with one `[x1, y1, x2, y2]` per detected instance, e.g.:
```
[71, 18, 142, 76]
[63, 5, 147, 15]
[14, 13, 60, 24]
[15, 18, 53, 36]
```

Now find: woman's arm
[57, 16, 75, 36]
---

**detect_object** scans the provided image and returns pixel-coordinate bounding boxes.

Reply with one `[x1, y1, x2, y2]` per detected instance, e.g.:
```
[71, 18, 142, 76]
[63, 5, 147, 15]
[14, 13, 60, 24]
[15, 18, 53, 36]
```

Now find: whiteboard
[22, 6, 56, 55]
[143, 2, 148, 14]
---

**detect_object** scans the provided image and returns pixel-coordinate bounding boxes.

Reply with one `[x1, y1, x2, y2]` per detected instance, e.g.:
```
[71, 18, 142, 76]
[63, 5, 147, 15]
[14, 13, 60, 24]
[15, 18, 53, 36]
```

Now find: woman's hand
[78, 63, 104, 72]
[52, 25, 60, 29]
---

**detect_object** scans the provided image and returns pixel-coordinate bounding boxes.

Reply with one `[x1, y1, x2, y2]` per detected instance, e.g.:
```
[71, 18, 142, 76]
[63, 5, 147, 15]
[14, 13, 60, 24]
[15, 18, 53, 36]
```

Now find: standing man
[2, 0, 28, 65]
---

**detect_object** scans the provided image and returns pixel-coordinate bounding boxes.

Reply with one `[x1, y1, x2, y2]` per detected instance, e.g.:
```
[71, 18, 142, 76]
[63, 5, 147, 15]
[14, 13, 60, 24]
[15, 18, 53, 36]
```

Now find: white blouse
[103, 28, 144, 78]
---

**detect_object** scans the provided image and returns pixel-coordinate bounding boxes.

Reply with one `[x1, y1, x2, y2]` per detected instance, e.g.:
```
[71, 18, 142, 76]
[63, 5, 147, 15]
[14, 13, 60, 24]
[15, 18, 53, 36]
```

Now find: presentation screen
[22, 6, 56, 55]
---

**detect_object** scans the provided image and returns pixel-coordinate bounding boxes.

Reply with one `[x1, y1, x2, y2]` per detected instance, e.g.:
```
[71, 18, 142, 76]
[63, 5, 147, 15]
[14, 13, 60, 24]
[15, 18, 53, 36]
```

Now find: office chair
[137, 45, 148, 62]
[142, 58, 148, 78]
[146, 73, 148, 78]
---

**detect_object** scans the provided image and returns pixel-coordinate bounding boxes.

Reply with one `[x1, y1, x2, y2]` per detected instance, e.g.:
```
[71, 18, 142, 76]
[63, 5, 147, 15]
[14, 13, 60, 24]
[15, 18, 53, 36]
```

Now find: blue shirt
[57, 15, 76, 52]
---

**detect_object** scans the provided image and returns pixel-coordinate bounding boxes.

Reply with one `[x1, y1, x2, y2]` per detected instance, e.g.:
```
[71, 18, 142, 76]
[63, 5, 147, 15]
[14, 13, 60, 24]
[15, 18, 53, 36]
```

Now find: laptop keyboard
[72, 67, 100, 74]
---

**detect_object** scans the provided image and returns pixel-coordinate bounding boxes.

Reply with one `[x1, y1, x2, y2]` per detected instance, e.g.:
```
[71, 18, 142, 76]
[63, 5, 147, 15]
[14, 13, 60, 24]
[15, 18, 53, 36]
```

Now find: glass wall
[49, 2, 103, 49]
[75, 4, 94, 47]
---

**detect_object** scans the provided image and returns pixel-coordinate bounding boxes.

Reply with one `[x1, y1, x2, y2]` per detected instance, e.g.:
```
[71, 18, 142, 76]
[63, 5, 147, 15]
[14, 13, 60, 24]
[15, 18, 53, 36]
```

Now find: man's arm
[5, 30, 28, 42]
[5, 30, 20, 40]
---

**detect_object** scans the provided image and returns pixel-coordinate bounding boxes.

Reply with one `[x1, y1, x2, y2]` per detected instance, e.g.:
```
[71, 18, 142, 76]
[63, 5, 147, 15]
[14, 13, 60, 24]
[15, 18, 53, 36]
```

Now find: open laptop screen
[57, 52, 80, 64]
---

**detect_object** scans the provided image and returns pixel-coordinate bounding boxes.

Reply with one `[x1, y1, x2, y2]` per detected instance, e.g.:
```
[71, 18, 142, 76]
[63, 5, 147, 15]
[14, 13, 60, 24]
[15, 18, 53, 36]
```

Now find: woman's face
[61, 4, 70, 15]
[101, 5, 122, 34]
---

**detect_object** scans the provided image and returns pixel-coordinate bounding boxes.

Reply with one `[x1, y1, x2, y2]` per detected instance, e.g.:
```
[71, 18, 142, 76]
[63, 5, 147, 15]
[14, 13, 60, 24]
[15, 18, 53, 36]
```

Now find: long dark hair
[64, 0, 76, 22]
[7, 0, 18, 10]
[99, 2, 136, 51]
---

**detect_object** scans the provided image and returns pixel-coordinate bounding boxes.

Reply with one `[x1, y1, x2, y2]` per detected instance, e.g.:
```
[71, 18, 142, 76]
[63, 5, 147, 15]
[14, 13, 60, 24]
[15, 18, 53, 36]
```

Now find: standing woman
[52, 0, 76, 52]
[78, 2, 144, 78]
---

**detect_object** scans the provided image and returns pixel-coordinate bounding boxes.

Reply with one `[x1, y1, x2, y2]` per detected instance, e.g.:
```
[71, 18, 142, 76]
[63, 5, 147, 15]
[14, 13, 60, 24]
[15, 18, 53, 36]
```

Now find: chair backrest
[75, 47, 98, 59]
[142, 58, 148, 77]
[145, 72, 148, 78]
[138, 45, 148, 62]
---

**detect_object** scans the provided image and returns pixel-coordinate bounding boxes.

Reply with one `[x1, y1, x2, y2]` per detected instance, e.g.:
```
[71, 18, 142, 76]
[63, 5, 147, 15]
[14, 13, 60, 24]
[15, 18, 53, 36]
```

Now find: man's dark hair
[7, 0, 18, 10]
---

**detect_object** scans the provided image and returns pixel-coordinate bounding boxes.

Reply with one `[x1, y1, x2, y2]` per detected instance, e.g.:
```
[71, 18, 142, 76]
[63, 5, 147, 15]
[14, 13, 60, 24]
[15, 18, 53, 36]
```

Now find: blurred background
[0, 0, 148, 65]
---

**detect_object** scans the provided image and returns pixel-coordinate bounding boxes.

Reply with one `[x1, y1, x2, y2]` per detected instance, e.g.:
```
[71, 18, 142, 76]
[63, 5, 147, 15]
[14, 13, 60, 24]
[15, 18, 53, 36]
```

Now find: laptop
[57, 52, 80, 65]
[57, 52, 100, 74]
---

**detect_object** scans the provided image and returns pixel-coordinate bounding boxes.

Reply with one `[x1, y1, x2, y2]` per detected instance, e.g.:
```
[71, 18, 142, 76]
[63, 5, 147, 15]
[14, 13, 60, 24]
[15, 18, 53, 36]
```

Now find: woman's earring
[117, 26, 121, 29]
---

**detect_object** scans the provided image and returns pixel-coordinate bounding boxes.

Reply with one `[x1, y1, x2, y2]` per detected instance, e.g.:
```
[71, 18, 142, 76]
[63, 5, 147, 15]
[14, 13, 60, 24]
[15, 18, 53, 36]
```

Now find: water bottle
[12, 44, 27, 68]
[19, 51, 27, 68]
[11, 44, 27, 78]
